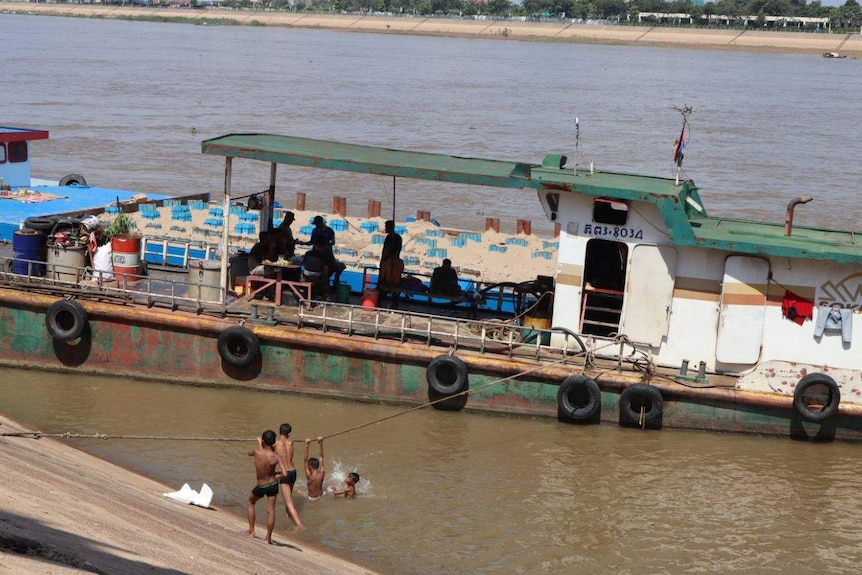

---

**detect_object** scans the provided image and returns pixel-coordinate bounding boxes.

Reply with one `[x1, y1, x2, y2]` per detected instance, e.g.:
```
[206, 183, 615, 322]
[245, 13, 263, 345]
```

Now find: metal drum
[12, 228, 45, 276]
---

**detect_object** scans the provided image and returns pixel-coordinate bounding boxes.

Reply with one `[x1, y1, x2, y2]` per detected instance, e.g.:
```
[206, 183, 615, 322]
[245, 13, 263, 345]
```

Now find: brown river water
[3, 12, 862, 574]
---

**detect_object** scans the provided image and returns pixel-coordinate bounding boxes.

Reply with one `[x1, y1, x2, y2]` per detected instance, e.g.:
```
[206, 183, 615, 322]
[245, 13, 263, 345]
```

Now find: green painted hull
[2, 291, 860, 442]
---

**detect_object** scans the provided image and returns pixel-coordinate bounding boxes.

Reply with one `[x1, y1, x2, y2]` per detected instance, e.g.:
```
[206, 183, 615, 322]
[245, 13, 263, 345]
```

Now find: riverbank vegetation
[211, 0, 862, 31]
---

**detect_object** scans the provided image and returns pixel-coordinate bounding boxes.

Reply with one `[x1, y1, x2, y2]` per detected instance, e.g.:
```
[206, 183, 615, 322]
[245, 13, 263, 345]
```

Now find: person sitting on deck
[302, 240, 335, 299]
[248, 232, 272, 276]
[301, 215, 346, 288]
[431, 259, 461, 296]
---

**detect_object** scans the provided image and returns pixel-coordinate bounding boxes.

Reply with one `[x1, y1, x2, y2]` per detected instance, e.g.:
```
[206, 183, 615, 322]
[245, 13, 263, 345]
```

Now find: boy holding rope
[274, 423, 304, 529]
[303, 436, 326, 500]
[246, 430, 280, 544]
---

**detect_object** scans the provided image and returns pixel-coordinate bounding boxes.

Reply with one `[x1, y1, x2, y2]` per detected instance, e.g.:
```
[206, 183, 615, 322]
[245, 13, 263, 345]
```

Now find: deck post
[219, 157, 232, 305]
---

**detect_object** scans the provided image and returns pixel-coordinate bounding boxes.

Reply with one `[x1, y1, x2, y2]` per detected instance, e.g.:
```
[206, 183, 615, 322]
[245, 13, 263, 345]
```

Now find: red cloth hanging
[781, 290, 814, 325]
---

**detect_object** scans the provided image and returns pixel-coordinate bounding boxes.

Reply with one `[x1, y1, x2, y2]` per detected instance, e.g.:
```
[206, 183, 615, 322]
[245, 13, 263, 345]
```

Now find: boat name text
[582, 224, 644, 240]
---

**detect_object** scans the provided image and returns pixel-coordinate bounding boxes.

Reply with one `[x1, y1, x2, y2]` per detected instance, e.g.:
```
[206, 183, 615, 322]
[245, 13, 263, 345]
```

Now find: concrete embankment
[0, 415, 376, 575]
[4, 2, 861, 57]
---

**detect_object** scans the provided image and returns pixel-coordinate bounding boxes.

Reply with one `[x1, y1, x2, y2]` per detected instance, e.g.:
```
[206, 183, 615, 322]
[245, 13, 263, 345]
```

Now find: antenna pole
[574, 117, 579, 175]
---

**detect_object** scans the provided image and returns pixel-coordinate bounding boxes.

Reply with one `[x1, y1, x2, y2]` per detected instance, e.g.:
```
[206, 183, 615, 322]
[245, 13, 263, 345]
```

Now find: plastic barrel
[111, 235, 141, 282]
[188, 259, 222, 301]
[12, 229, 45, 276]
[335, 283, 351, 304]
[46, 242, 87, 282]
[361, 288, 379, 308]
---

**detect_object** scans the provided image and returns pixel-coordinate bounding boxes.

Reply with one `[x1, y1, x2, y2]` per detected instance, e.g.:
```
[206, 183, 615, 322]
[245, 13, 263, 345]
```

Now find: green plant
[104, 212, 136, 241]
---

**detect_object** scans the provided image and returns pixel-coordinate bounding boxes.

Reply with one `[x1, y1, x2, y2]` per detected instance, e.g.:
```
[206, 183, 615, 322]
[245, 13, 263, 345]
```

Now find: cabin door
[580, 239, 628, 337]
[619, 245, 677, 346]
[715, 256, 770, 365]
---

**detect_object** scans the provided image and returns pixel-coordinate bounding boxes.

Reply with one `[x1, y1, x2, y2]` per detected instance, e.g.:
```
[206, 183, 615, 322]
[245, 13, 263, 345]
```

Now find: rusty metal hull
[2, 288, 861, 442]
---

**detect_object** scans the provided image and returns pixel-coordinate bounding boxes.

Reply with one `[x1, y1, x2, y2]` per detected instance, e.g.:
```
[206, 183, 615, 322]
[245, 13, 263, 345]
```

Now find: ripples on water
[1, 369, 862, 573]
[4, 15, 862, 236]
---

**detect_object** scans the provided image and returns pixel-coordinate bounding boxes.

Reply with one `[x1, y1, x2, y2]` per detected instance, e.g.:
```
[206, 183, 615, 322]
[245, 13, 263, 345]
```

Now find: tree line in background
[216, 0, 862, 30]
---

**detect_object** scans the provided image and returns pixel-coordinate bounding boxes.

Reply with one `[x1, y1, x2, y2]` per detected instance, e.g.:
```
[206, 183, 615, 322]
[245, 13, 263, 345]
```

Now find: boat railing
[0, 256, 227, 311]
[295, 300, 592, 364]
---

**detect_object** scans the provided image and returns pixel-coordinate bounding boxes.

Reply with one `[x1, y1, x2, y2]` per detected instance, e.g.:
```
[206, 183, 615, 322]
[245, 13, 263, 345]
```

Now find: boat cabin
[0, 127, 48, 188]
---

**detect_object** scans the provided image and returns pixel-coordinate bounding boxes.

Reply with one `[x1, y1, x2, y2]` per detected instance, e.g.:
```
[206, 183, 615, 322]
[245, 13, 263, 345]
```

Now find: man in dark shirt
[277, 211, 297, 260]
[431, 258, 461, 296]
[302, 240, 336, 298]
[379, 220, 404, 306]
[304, 216, 345, 287]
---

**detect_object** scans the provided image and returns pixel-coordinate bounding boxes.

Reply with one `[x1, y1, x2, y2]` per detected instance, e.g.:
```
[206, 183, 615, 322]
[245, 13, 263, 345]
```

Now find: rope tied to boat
[2, 339, 623, 444]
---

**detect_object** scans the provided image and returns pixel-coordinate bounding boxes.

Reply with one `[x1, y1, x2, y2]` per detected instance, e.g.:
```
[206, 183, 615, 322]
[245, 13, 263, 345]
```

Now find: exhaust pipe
[785, 196, 813, 236]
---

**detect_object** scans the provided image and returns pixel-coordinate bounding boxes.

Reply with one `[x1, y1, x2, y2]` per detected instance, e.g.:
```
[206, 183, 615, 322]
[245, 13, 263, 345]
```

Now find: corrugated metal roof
[200, 132, 862, 265]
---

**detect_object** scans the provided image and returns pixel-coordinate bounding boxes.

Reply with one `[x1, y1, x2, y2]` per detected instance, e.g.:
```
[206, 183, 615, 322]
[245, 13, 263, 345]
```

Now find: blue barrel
[13, 229, 46, 276]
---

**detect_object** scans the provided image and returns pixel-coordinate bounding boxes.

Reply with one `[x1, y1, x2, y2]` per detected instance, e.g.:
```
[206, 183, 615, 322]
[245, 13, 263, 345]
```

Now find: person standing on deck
[274, 423, 304, 529]
[277, 211, 299, 262]
[378, 220, 404, 307]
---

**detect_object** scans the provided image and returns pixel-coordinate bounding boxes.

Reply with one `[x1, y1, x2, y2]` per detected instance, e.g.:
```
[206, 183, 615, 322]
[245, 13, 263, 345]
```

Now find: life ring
[793, 373, 840, 422]
[217, 326, 260, 368]
[426, 355, 469, 396]
[59, 174, 87, 187]
[557, 375, 601, 422]
[45, 299, 87, 342]
[619, 384, 663, 427]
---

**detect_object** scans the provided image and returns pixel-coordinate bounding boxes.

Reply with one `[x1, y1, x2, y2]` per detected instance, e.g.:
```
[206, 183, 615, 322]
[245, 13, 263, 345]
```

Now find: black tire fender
[45, 299, 87, 342]
[59, 174, 87, 187]
[619, 384, 663, 427]
[793, 373, 840, 422]
[217, 326, 260, 368]
[557, 375, 601, 422]
[24, 216, 58, 233]
[426, 355, 469, 396]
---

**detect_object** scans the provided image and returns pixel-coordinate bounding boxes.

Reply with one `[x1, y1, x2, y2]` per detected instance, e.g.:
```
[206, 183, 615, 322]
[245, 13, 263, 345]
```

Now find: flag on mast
[673, 123, 687, 165]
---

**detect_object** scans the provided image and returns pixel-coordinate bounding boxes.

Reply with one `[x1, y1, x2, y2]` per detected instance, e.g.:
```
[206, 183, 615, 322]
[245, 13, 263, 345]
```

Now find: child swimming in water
[331, 472, 360, 499]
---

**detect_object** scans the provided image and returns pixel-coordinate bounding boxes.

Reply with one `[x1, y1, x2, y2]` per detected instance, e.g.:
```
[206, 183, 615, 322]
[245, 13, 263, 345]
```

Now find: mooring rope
[1, 338, 624, 444]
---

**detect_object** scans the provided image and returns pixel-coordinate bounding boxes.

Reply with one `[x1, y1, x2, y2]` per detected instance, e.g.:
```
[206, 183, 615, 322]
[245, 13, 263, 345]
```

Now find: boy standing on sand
[304, 436, 326, 500]
[246, 430, 280, 544]
[274, 423, 303, 529]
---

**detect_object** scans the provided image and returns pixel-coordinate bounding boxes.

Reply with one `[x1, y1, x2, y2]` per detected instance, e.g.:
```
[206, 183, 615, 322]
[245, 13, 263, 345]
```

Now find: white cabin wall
[0, 142, 32, 187]
[758, 258, 862, 371]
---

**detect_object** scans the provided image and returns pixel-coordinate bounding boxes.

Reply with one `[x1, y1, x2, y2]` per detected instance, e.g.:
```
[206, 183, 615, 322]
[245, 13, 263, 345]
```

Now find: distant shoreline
[4, 2, 862, 57]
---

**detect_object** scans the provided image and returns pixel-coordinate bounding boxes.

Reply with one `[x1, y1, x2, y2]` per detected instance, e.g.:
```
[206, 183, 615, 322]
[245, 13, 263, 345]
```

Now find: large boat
[1, 119, 859, 442]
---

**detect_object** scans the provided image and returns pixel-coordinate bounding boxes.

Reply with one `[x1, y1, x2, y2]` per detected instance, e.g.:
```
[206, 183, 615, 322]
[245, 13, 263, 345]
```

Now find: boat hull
[1, 288, 860, 442]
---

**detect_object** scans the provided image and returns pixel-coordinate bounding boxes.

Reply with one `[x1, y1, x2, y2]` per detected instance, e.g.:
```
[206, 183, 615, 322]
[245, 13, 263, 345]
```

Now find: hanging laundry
[781, 290, 814, 326]
[814, 304, 853, 344]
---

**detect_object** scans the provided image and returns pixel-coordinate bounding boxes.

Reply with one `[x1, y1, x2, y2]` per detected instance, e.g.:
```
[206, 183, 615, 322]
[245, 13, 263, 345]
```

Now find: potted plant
[105, 212, 141, 281]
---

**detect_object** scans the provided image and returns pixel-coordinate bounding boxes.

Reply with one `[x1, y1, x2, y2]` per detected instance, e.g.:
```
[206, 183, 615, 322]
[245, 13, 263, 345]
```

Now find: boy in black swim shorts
[246, 430, 281, 544]
[274, 422, 303, 529]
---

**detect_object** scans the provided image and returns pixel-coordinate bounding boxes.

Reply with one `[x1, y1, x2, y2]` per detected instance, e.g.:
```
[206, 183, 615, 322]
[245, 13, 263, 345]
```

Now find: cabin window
[545, 193, 560, 220]
[0, 144, 5, 164]
[593, 198, 628, 226]
[7, 141, 27, 164]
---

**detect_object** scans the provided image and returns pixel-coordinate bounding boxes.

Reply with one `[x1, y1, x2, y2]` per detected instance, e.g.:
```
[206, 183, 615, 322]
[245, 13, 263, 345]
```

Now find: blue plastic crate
[394, 225, 407, 235]
[459, 232, 482, 243]
[542, 241, 560, 250]
[403, 256, 420, 266]
[427, 248, 448, 258]
[415, 238, 437, 248]
[531, 251, 554, 260]
[188, 200, 205, 210]
[209, 208, 224, 218]
[489, 245, 508, 253]
[105, 205, 120, 215]
[505, 237, 529, 247]
[371, 234, 385, 245]
[425, 229, 444, 238]
[405, 216, 416, 223]
[451, 239, 466, 248]
[330, 219, 348, 232]
[299, 225, 314, 236]
[360, 221, 379, 233]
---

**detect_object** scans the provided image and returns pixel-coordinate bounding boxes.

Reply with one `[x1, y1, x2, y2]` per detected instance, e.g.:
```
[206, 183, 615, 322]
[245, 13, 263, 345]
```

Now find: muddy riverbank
[0, 415, 376, 575]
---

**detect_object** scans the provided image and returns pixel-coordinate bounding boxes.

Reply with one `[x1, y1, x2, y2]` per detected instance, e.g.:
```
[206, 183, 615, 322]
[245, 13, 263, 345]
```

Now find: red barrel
[111, 234, 141, 282]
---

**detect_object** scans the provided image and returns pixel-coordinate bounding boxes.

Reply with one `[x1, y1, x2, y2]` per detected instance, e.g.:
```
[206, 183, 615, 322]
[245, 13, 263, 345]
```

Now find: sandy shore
[3, 2, 861, 56]
[0, 415, 376, 574]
